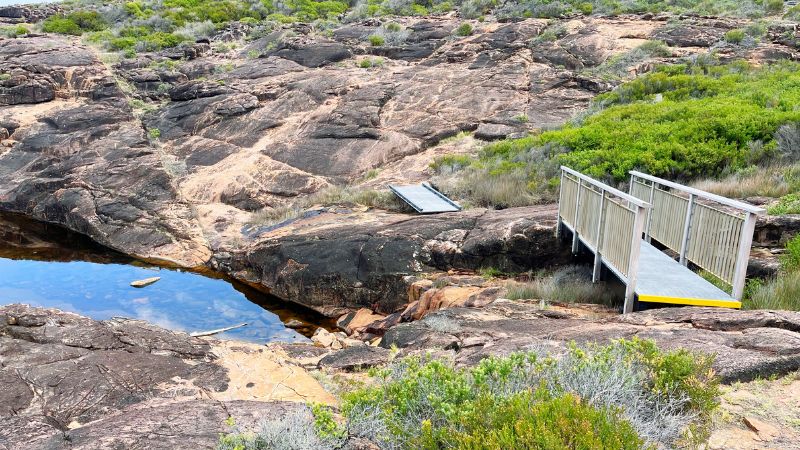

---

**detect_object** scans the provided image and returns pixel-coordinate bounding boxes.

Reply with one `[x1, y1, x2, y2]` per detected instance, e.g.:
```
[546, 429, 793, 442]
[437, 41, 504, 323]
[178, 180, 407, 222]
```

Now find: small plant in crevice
[724, 29, 746, 44]
[357, 57, 384, 69]
[456, 22, 474, 37]
[367, 34, 385, 46]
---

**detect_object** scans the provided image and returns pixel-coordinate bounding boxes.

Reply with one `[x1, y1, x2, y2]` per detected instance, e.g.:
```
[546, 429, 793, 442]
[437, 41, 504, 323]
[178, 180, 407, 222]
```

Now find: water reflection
[0, 212, 332, 343]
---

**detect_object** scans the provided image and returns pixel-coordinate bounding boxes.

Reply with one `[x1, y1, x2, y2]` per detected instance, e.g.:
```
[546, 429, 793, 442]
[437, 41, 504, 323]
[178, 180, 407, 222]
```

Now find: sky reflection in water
[0, 213, 328, 344]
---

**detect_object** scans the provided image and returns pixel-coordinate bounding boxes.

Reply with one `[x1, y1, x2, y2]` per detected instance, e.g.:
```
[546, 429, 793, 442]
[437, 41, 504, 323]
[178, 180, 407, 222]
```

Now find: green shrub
[479, 62, 800, 185]
[782, 234, 800, 271]
[724, 29, 746, 44]
[743, 235, 800, 311]
[43, 11, 108, 36]
[768, 193, 800, 215]
[430, 154, 473, 173]
[148, 128, 161, 139]
[367, 34, 384, 46]
[478, 266, 505, 278]
[385, 21, 403, 32]
[0, 24, 29, 37]
[456, 22, 474, 36]
[448, 389, 644, 450]
[342, 338, 719, 449]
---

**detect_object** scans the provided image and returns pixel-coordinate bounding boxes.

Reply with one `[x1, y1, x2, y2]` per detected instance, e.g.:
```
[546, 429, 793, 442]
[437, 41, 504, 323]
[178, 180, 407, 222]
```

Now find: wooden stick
[190, 323, 248, 337]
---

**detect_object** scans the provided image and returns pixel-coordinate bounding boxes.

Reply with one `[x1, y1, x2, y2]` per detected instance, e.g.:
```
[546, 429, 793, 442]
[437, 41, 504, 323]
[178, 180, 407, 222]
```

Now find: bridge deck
[389, 183, 461, 214]
[635, 241, 740, 308]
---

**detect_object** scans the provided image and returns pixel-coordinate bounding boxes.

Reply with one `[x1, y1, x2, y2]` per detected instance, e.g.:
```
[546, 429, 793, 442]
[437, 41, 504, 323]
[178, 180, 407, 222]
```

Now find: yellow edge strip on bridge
[638, 294, 742, 309]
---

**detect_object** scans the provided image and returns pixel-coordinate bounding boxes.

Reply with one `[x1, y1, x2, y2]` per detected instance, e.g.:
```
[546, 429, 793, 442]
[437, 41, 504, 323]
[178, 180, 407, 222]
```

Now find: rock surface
[381, 301, 800, 383]
[0, 304, 335, 449]
[2, 14, 798, 313]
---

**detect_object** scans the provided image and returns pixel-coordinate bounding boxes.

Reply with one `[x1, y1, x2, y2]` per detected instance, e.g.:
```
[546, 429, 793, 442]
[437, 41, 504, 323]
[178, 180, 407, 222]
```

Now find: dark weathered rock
[271, 39, 352, 68]
[169, 80, 233, 101]
[0, 305, 226, 435]
[755, 214, 800, 247]
[651, 22, 726, 47]
[0, 305, 337, 449]
[381, 302, 800, 383]
[474, 122, 522, 140]
[224, 205, 568, 316]
[8, 400, 304, 450]
[318, 345, 391, 371]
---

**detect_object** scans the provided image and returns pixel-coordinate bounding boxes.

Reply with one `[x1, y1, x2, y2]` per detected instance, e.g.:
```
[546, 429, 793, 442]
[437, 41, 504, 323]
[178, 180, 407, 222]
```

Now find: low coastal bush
[217, 338, 719, 450]
[432, 61, 800, 208]
[43, 11, 108, 35]
[0, 24, 29, 37]
[342, 338, 718, 449]
[39, 0, 787, 55]
[768, 193, 800, 215]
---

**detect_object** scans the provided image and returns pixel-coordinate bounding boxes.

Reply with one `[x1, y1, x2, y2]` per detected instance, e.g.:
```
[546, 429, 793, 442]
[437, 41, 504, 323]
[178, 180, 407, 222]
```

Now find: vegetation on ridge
[217, 338, 720, 449]
[23, 0, 792, 56]
[433, 60, 800, 209]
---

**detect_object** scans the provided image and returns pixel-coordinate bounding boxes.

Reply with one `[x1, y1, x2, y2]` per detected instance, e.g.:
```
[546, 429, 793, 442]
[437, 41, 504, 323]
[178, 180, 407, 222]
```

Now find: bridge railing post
[645, 181, 655, 243]
[592, 191, 606, 283]
[572, 179, 582, 255]
[623, 203, 648, 314]
[678, 193, 695, 266]
[731, 212, 757, 300]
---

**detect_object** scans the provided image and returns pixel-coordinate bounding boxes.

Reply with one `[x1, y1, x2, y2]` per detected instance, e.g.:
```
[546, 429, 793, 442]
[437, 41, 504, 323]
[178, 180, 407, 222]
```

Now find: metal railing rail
[557, 166, 651, 313]
[628, 171, 765, 300]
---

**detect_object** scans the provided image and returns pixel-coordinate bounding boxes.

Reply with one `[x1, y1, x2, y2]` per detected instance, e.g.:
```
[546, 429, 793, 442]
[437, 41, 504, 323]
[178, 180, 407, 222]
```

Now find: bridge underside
[635, 241, 740, 309]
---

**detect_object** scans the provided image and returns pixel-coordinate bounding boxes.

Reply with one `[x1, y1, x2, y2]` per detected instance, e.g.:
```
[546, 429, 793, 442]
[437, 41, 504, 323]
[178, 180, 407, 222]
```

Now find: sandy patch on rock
[208, 340, 338, 406]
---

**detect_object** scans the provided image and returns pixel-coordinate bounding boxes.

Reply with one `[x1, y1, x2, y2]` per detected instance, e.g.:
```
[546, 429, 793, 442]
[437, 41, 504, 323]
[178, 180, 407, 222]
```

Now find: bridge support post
[623, 204, 647, 314]
[731, 212, 757, 300]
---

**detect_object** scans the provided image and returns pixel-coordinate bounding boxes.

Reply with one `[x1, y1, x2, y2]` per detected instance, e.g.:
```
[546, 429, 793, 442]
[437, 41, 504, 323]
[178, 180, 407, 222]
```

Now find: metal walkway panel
[635, 241, 741, 308]
[389, 183, 461, 214]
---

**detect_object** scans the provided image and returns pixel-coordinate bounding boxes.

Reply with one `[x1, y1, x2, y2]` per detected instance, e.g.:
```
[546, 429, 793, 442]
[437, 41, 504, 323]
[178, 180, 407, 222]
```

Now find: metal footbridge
[557, 167, 764, 313]
[389, 182, 462, 214]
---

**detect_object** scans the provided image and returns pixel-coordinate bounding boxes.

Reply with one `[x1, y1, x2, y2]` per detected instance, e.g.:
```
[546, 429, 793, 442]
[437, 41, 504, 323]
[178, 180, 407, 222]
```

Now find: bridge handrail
[628, 171, 765, 215]
[562, 167, 652, 209]
[558, 166, 651, 314]
[629, 170, 763, 300]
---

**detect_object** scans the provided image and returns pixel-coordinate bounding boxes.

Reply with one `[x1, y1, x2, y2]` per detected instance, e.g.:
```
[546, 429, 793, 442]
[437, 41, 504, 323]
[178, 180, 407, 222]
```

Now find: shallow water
[0, 212, 333, 343]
